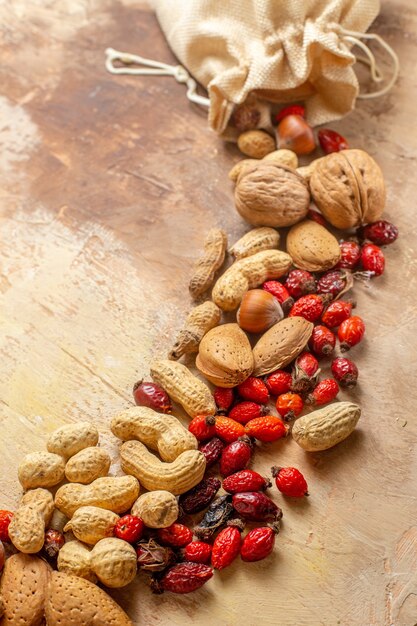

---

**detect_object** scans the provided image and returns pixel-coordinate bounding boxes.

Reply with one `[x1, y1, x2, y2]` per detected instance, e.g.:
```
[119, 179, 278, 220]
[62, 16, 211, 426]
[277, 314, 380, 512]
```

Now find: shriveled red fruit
[306, 378, 339, 406]
[307, 208, 327, 226]
[359, 220, 398, 246]
[237, 377, 269, 404]
[276, 392, 304, 421]
[0, 540, 4, 573]
[272, 466, 308, 497]
[220, 436, 253, 477]
[232, 492, 282, 522]
[223, 470, 271, 494]
[262, 280, 294, 313]
[274, 104, 306, 124]
[309, 325, 336, 357]
[318, 128, 349, 154]
[245, 415, 287, 442]
[214, 416, 246, 443]
[0, 510, 13, 542]
[331, 357, 359, 388]
[360, 243, 385, 276]
[229, 401, 265, 424]
[336, 241, 361, 270]
[179, 477, 221, 515]
[285, 269, 316, 299]
[265, 370, 292, 396]
[151, 562, 213, 594]
[317, 269, 352, 299]
[338, 316, 365, 351]
[189, 414, 216, 442]
[291, 351, 319, 393]
[213, 387, 234, 413]
[211, 522, 244, 570]
[198, 438, 224, 468]
[42, 529, 65, 564]
[114, 515, 145, 543]
[240, 525, 279, 562]
[157, 523, 193, 548]
[133, 380, 171, 413]
[321, 300, 353, 328]
[289, 294, 325, 322]
[184, 541, 212, 564]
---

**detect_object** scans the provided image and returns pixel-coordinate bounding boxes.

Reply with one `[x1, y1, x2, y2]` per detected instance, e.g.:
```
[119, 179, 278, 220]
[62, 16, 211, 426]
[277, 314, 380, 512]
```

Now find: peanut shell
[169, 300, 221, 360]
[230, 227, 280, 260]
[47, 421, 99, 459]
[131, 490, 179, 528]
[286, 220, 341, 272]
[262, 149, 298, 169]
[189, 228, 227, 298]
[64, 506, 119, 545]
[18, 451, 65, 490]
[90, 538, 137, 588]
[253, 317, 314, 376]
[64, 447, 111, 484]
[9, 488, 54, 553]
[292, 401, 361, 451]
[237, 130, 276, 158]
[57, 540, 96, 583]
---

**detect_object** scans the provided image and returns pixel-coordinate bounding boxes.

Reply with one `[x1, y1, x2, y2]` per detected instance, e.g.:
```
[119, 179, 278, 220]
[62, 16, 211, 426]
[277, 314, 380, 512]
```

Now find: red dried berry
[198, 438, 224, 469]
[265, 370, 292, 396]
[213, 387, 234, 412]
[42, 529, 65, 564]
[338, 316, 365, 351]
[331, 357, 359, 388]
[211, 523, 243, 570]
[276, 392, 304, 421]
[361, 243, 385, 276]
[245, 415, 287, 442]
[229, 401, 265, 424]
[232, 492, 282, 522]
[0, 511, 13, 543]
[359, 220, 398, 246]
[309, 325, 336, 357]
[291, 351, 320, 393]
[157, 523, 193, 548]
[317, 269, 352, 299]
[214, 416, 246, 443]
[289, 294, 325, 322]
[237, 377, 269, 404]
[151, 562, 213, 594]
[133, 380, 171, 413]
[307, 209, 327, 226]
[223, 470, 271, 494]
[306, 379, 339, 406]
[188, 414, 216, 442]
[321, 300, 353, 328]
[241, 526, 279, 562]
[184, 541, 212, 564]
[179, 477, 221, 515]
[336, 241, 361, 270]
[114, 515, 145, 543]
[318, 128, 349, 153]
[274, 104, 305, 124]
[220, 436, 253, 477]
[272, 466, 308, 497]
[262, 281, 294, 313]
[285, 269, 317, 299]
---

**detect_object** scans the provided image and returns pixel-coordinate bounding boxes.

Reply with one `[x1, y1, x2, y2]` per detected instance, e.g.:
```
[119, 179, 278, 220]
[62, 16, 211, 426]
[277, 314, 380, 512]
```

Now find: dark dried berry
[151, 562, 213, 594]
[133, 380, 171, 413]
[198, 437, 224, 468]
[220, 436, 253, 477]
[358, 220, 398, 246]
[42, 529, 65, 565]
[232, 492, 282, 522]
[223, 470, 271, 494]
[232, 105, 261, 131]
[179, 477, 221, 516]
[136, 538, 177, 572]
[194, 496, 233, 541]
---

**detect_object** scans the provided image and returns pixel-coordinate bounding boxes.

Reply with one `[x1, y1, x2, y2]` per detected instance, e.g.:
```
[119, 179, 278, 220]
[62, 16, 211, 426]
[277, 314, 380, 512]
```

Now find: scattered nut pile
[0, 104, 399, 623]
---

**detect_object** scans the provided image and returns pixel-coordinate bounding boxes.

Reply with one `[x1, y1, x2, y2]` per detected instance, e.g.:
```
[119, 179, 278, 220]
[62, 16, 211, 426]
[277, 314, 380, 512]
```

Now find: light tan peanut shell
[0, 553, 51, 626]
[234, 162, 310, 227]
[57, 540, 96, 583]
[263, 149, 298, 169]
[212, 249, 292, 311]
[196, 323, 254, 388]
[253, 317, 314, 376]
[64, 506, 119, 545]
[90, 538, 137, 588]
[18, 451, 65, 490]
[150, 359, 216, 418]
[229, 159, 258, 182]
[9, 488, 54, 554]
[286, 220, 341, 272]
[309, 149, 385, 229]
[189, 228, 227, 299]
[111, 406, 197, 462]
[237, 130, 276, 158]
[47, 421, 99, 459]
[131, 490, 179, 528]
[292, 402, 361, 451]
[168, 301, 221, 360]
[55, 475, 140, 518]
[120, 440, 206, 495]
[230, 227, 280, 260]
[64, 447, 111, 484]
[45, 571, 134, 626]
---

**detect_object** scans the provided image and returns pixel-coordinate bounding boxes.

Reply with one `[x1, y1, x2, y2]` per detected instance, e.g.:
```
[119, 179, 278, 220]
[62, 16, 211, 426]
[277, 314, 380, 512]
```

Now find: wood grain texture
[0, 1, 416, 625]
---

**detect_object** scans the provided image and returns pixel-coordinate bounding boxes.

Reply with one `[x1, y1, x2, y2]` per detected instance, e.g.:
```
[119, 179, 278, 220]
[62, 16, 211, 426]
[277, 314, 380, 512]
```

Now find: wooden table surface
[0, 1, 416, 624]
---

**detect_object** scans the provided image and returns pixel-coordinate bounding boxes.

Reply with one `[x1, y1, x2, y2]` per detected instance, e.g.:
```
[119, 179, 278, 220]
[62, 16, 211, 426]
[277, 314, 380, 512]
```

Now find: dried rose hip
[194, 496, 234, 541]
[133, 380, 171, 413]
[291, 351, 319, 393]
[42, 529, 65, 564]
[262, 280, 294, 313]
[229, 401, 266, 425]
[331, 357, 358, 388]
[307, 208, 328, 227]
[276, 392, 304, 421]
[360, 243, 385, 276]
[245, 415, 287, 442]
[265, 370, 292, 396]
[232, 492, 282, 522]
[309, 325, 336, 357]
[189, 414, 216, 442]
[359, 220, 398, 246]
[338, 316, 365, 351]
[285, 269, 316, 299]
[179, 477, 221, 515]
[214, 416, 246, 443]
[317, 269, 352, 299]
[213, 387, 234, 413]
[137, 538, 176, 572]
[232, 104, 261, 131]
[157, 523, 193, 548]
[321, 300, 353, 328]
[289, 294, 326, 322]
[211, 521, 244, 570]
[274, 104, 306, 124]
[198, 438, 224, 469]
[336, 241, 361, 270]
[240, 525, 279, 562]
[318, 128, 349, 153]
[151, 562, 213, 594]
[223, 470, 271, 494]
[272, 466, 308, 497]
[220, 436, 253, 477]
[306, 378, 339, 406]
[184, 541, 212, 564]
[237, 377, 269, 404]
[0, 511, 13, 542]
[114, 515, 145, 543]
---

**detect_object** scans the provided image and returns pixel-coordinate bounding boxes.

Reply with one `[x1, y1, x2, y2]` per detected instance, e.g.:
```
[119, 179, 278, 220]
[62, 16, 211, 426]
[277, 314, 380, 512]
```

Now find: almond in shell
[252, 317, 313, 376]
[292, 401, 361, 451]
[286, 220, 341, 272]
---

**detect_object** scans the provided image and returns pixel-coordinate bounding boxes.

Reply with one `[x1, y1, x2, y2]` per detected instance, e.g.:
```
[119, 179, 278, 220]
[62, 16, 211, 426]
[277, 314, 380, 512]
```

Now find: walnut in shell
[234, 162, 310, 227]
[309, 149, 385, 229]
